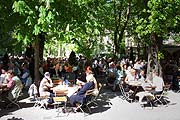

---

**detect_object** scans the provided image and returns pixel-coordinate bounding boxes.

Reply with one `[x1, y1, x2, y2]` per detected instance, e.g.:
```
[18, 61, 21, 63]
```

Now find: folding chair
[6, 79, 23, 109]
[52, 88, 73, 116]
[6, 89, 22, 109]
[119, 83, 133, 103]
[86, 83, 102, 106]
[135, 91, 155, 109]
[77, 83, 102, 115]
[53, 96, 69, 116]
[152, 87, 170, 107]
[177, 78, 180, 93]
[33, 95, 49, 109]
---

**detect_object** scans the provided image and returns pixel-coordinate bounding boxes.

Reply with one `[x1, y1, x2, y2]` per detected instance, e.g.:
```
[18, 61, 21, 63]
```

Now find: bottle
[65, 79, 69, 87]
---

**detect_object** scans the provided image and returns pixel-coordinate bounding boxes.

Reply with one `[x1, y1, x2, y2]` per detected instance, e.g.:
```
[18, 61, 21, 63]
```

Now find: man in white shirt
[151, 70, 165, 95]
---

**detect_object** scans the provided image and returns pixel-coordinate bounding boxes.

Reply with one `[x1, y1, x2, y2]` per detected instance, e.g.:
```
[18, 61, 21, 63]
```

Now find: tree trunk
[118, 0, 131, 55]
[113, 0, 119, 55]
[39, 33, 45, 63]
[146, 33, 162, 81]
[33, 36, 40, 84]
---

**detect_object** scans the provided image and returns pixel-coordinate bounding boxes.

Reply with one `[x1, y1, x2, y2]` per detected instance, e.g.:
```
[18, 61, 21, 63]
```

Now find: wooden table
[51, 85, 79, 114]
[52, 85, 79, 97]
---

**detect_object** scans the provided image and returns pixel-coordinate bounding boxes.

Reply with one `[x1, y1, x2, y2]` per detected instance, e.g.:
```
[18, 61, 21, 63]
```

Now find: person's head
[44, 72, 51, 78]
[109, 62, 115, 68]
[152, 70, 159, 77]
[140, 69, 145, 75]
[1, 67, 8, 74]
[64, 62, 71, 72]
[116, 64, 121, 70]
[122, 64, 127, 69]
[21, 63, 28, 70]
[130, 68, 136, 75]
[84, 60, 92, 73]
[7, 69, 15, 79]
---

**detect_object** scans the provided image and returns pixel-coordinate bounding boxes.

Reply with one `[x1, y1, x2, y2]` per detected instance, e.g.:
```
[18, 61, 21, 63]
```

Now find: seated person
[69, 81, 95, 108]
[39, 72, 54, 105]
[21, 64, 30, 85]
[140, 70, 165, 95]
[136, 70, 164, 104]
[151, 70, 165, 95]
[39, 72, 54, 97]
[69, 61, 97, 110]
[1, 70, 23, 105]
[76, 61, 98, 90]
[138, 69, 146, 83]
[0, 67, 8, 84]
[124, 68, 139, 93]
[124, 68, 138, 84]
[136, 79, 155, 103]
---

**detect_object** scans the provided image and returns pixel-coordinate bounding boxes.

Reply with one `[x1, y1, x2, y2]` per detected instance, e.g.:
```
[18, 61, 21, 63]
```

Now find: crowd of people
[0, 52, 179, 109]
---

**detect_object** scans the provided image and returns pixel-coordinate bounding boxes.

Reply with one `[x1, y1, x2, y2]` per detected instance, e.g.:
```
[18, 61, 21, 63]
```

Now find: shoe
[43, 101, 49, 109]
[75, 108, 81, 112]
[62, 108, 66, 113]
[152, 102, 158, 107]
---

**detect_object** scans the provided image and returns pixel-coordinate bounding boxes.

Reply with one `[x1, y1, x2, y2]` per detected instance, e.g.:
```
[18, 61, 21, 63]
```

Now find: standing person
[106, 62, 116, 85]
[112, 65, 124, 91]
[21, 64, 30, 86]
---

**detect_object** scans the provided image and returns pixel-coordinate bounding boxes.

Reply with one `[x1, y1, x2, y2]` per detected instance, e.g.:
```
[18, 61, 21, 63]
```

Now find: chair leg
[153, 96, 163, 106]
[119, 84, 133, 102]
[6, 98, 21, 109]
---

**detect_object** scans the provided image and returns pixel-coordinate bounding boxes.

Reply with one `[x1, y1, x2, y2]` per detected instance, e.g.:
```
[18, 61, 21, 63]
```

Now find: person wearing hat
[39, 72, 54, 97]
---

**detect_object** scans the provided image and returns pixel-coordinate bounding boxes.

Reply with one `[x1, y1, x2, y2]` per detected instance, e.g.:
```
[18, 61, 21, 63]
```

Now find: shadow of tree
[0, 88, 34, 118]
[7, 117, 24, 120]
[0, 78, 126, 118]
[77, 85, 124, 114]
[0, 102, 34, 118]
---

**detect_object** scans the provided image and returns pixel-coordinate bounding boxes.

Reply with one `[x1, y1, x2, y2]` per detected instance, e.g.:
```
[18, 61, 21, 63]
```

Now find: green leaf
[12, 1, 27, 15]
[33, 24, 41, 35]
[46, 11, 54, 23]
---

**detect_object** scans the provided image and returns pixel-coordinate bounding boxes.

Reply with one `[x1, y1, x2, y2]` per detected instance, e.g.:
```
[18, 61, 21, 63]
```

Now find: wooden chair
[53, 90, 69, 116]
[52, 79, 61, 86]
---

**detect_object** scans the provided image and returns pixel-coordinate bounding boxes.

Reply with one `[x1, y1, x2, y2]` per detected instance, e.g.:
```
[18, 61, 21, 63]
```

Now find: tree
[11, 0, 104, 81]
[0, 0, 24, 54]
[12, 0, 61, 82]
[135, 0, 180, 79]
